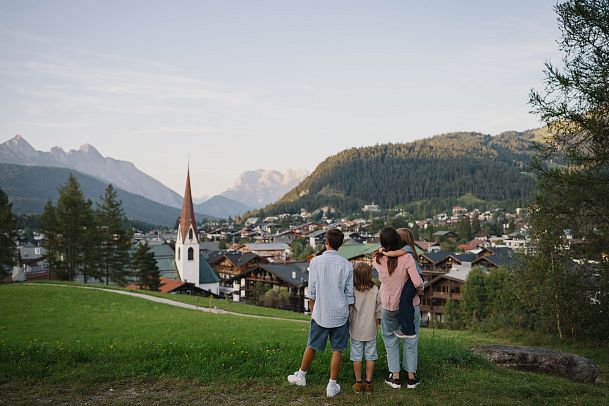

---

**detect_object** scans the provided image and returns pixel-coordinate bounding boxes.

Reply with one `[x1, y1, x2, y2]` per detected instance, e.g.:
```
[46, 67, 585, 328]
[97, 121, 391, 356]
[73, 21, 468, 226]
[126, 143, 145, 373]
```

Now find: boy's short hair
[325, 228, 344, 250]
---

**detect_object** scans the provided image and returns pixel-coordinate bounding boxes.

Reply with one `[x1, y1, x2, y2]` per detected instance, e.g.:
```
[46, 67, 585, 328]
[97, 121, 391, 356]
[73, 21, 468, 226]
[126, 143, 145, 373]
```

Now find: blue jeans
[307, 319, 349, 352]
[381, 306, 421, 373]
[349, 337, 378, 361]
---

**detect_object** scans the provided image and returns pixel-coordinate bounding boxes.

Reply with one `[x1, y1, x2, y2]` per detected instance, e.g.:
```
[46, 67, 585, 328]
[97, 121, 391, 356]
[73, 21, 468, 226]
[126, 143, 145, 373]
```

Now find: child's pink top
[375, 254, 423, 311]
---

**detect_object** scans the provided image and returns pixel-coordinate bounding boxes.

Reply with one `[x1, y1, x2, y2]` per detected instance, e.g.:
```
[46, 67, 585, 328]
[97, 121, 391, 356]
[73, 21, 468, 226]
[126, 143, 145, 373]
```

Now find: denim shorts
[349, 337, 378, 361]
[307, 319, 349, 352]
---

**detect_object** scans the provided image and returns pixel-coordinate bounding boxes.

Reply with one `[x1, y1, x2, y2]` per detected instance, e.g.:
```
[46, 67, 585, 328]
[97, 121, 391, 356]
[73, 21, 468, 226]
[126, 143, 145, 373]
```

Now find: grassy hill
[0, 163, 212, 227]
[1, 284, 607, 405]
[261, 131, 539, 217]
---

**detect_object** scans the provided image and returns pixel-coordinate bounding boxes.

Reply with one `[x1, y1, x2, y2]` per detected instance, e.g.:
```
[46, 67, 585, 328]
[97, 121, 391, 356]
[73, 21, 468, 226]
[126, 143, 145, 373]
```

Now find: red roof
[457, 239, 486, 251]
[179, 169, 198, 243]
[159, 277, 185, 293]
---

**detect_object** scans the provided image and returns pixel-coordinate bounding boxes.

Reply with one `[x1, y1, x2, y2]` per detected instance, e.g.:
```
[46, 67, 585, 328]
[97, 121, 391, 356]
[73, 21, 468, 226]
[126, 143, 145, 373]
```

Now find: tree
[55, 174, 92, 280]
[526, 0, 609, 339]
[471, 216, 481, 236]
[0, 188, 17, 280]
[131, 242, 160, 291]
[40, 200, 59, 279]
[462, 267, 490, 323]
[97, 185, 132, 285]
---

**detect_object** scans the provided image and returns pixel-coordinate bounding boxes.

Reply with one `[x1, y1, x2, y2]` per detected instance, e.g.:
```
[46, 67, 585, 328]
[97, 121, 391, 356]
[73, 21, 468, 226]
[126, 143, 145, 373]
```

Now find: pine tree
[526, 0, 609, 339]
[132, 242, 160, 291]
[40, 200, 59, 279]
[81, 199, 101, 284]
[97, 184, 132, 286]
[55, 174, 91, 280]
[0, 188, 17, 280]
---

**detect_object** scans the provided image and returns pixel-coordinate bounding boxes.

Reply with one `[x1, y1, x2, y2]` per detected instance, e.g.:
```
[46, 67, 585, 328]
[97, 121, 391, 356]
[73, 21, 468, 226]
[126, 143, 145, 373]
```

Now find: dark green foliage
[97, 185, 132, 286]
[0, 187, 16, 279]
[523, 0, 609, 340]
[40, 200, 59, 278]
[131, 242, 160, 291]
[55, 174, 94, 280]
[258, 131, 537, 217]
[460, 267, 525, 329]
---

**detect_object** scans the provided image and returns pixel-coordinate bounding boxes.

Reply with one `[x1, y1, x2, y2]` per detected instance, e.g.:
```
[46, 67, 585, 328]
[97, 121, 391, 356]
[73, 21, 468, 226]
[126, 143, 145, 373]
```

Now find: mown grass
[1, 283, 607, 405]
[29, 280, 310, 320]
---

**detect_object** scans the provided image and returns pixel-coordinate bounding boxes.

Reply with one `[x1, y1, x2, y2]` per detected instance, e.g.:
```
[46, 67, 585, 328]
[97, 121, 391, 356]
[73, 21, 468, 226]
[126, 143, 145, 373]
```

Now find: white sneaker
[287, 371, 306, 386]
[394, 330, 417, 339]
[326, 381, 341, 397]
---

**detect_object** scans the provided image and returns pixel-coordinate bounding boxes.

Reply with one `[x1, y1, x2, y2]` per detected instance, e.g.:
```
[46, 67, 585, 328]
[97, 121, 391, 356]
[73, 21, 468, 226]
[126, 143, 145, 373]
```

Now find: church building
[175, 169, 220, 294]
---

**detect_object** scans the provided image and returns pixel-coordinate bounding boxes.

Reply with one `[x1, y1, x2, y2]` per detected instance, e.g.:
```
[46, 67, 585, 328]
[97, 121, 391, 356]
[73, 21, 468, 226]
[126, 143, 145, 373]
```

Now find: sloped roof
[454, 253, 476, 263]
[338, 243, 381, 260]
[150, 243, 174, 258]
[159, 278, 185, 293]
[245, 243, 290, 251]
[415, 241, 437, 251]
[178, 169, 198, 243]
[260, 263, 308, 287]
[199, 257, 220, 284]
[420, 251, 461, 265]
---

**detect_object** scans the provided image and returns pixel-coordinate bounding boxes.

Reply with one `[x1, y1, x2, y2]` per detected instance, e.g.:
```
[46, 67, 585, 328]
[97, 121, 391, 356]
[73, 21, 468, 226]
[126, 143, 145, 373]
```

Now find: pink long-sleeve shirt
[375, 254, 423, 311]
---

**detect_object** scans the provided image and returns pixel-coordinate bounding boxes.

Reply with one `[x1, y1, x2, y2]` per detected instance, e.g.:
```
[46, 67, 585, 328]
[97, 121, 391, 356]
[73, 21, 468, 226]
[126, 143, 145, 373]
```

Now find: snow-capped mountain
[0, 135, 183, 208]
[221, 169, 309, 209]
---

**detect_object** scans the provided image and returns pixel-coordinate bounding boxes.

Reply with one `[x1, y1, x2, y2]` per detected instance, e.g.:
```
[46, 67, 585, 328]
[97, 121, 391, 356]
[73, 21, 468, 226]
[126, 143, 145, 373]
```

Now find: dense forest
[259, 130, 541, 217]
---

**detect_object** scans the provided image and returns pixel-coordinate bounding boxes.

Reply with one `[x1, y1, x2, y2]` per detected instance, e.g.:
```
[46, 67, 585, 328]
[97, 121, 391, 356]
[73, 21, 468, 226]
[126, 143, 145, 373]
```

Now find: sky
[0, 0, 562, 197]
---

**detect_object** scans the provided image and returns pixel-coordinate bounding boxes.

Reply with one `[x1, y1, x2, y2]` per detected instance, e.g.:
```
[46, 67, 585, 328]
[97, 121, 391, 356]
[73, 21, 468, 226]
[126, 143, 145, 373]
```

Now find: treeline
[259, 131, 537, 217]
[445, 0, 609, 341]
[38, 174, 160, 290]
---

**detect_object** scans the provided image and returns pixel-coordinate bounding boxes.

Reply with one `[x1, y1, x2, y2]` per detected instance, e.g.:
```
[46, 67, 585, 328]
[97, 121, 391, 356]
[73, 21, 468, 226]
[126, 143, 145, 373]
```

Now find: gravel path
[29, 283, 308, 324]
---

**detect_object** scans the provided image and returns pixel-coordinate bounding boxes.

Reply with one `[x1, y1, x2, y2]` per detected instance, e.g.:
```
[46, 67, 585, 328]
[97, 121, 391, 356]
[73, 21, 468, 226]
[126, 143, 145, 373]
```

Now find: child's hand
[417, 285, 424, 296]
[378, 247, 385, 253]
[376, 319, 381, 328]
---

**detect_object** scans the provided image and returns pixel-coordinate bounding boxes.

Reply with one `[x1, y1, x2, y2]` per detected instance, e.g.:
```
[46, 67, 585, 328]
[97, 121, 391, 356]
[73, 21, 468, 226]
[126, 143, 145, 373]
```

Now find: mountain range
[261, 130, 542, 218]
[0, 135, 184, 208]
[0, 163, 211, 226]
[220, 168, 309, 209]
[0, 135, 308, 218]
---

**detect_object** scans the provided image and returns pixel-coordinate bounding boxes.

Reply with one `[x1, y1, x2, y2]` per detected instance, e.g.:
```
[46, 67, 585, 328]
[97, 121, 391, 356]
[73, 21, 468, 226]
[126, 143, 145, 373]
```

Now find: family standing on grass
[287, 227, 424, 397]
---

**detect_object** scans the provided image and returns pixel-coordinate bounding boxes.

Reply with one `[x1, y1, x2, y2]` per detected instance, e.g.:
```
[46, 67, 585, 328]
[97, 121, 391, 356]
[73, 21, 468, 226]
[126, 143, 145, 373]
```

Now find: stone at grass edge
[473, 344, 598, 384]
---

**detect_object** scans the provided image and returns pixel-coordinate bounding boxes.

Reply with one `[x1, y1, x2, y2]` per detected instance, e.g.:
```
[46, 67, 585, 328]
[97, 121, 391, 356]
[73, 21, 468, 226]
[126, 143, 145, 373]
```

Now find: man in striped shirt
[287, 228, 354, 397]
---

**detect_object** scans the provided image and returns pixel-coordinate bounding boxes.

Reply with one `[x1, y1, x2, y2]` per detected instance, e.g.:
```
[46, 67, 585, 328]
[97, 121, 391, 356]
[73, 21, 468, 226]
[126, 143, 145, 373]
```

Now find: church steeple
[179, 168, 198, 243]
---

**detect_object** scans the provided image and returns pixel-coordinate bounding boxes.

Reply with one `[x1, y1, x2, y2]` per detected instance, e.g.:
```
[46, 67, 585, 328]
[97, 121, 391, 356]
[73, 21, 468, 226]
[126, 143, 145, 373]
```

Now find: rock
[473, 344, 598, 383]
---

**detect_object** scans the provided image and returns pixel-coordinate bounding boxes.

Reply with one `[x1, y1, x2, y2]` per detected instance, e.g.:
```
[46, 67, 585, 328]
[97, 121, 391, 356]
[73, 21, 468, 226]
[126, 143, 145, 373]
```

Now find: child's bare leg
[365, 360, 375, 382]
[353, 361, 363, 381]
[330, 351, 342, 380]
[299, 347, 316, 372]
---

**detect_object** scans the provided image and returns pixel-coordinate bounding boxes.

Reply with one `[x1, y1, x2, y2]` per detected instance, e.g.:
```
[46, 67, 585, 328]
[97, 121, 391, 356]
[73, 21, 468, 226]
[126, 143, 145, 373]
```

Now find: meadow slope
[1, 284, 607, 405]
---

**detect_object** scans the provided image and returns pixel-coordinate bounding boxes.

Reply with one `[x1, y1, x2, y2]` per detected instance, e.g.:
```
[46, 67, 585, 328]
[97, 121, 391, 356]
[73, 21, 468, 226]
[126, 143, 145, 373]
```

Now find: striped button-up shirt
[307, 250, 355, 328]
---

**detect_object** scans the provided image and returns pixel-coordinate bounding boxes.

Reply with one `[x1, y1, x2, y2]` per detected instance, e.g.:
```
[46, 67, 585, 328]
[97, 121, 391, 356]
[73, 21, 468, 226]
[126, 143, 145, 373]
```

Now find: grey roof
[455, 253, 476, 263]
[305, 230, 326, 238]
[150, 244, 174, 258]
[260, 263, 308, 287]
[475, 254, 514, 267]
[245, 243, 290, 251]
[18, 246, 46, 261]
[200, 241, 220, 252]
[199, 256, 220, 284]
[421, 251, 460, 264]
[208, 251, 261, 267]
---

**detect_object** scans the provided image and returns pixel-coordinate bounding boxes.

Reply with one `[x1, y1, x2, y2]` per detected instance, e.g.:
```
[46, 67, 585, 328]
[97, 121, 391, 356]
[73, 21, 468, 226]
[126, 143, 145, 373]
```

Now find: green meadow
[1, 284, 607, 405]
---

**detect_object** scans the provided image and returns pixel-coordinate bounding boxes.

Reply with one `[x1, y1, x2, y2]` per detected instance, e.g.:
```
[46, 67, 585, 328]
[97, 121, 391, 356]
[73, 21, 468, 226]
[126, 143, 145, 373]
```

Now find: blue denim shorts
[307, 319, 349, 352]
[349, 337, 378, 361]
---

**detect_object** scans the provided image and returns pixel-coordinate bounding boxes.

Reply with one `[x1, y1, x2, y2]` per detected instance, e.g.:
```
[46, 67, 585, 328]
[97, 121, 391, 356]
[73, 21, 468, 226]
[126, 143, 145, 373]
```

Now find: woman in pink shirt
[374, 227, 423, 390]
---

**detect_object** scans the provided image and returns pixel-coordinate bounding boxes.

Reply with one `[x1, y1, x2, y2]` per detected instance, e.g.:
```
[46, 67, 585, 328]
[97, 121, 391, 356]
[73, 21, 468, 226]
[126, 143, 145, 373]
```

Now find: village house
[420, 267, 471, 324]
[240, 242, 291, 262]
[230, 262, 309, 312]
[418, 251, 463, 281]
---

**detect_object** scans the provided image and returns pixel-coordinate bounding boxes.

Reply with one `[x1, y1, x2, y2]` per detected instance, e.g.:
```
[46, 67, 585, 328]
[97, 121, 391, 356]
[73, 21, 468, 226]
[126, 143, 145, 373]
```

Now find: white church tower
[175, 169, 200, 284]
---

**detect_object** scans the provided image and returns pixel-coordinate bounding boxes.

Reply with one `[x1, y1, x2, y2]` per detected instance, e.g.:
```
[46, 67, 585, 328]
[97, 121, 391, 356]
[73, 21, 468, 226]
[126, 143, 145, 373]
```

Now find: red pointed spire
[179, 168, 198, 242]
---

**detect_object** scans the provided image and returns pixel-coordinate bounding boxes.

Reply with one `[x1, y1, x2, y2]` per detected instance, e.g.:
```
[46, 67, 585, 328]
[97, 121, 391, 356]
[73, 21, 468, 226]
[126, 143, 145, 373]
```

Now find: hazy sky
[0, 0, 561, 197]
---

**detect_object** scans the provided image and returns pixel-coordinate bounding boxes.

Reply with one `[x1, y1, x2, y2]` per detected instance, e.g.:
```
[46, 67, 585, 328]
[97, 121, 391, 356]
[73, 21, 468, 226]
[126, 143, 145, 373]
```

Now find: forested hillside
[262, 131, 539, 216]
[0, 163, 211, 226]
